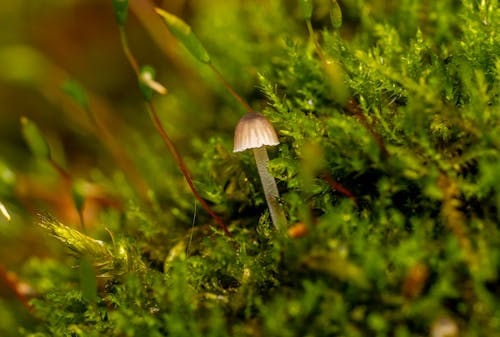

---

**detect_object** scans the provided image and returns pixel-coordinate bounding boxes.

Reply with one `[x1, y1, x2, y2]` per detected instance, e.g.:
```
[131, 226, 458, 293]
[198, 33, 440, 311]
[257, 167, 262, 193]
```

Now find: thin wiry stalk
[48, 157, 85, 228]
[0, 264, 33, 312]
[118, 26, 231, 236]
[209, 63, 253, 112]
[119, 28, 140, 74]
[147, 102, 231, 236]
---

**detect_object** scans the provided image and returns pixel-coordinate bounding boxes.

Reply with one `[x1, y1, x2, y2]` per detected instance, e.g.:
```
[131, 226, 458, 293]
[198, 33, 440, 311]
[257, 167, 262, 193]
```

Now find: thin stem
[438, 174, 477, 273]
[79, 33, 151, 202]
[306, 19, 326, 63]
[320, 172, 359, 207]
[0, 264, 33, 312]
[119, 27, 140, 75]
[252, 146, 286, 231]
[305, 18, 389, 159]
[48, 158, 72, 183]
[208, 63, 253, 112]
[118, 23, 230, 236]
[48, 157, 85, 229]
[345, 98, 389, 158]
[80, 102, 151, 202]
[147, 102, 231, 237]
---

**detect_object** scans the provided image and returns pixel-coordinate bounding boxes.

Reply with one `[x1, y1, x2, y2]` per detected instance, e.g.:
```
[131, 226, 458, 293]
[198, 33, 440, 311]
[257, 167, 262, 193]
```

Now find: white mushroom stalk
[234, 112, 287, 230]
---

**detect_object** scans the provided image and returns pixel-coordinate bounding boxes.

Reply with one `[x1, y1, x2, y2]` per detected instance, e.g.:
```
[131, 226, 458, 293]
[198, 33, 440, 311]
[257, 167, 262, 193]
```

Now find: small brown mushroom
[233, 112, 287, 230]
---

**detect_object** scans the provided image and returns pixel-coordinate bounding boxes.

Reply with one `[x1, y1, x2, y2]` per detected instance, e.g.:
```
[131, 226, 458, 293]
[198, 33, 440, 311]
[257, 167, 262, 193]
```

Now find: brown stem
[48, 158, 72, 184]
[48, 158, 85, 228]
[305, 19, 386, 157]
[437, 174, 476, 271]
[0, 264, 33, 312]
[209, 63, 253, 112]
[80, 99, 151, 203]
[304, 18, 388, 159]
[118, 22, 230, 236]
[306, 20, 327, 64]
[148, 103, 231, 236]
[119, 28, 140, 75]
[321, 172, 359, 207]
[345, 98, 390, 158]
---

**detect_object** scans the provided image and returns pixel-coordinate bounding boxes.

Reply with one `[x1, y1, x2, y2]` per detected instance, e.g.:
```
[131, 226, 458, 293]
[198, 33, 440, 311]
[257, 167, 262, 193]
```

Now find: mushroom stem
[252, 146, 287, 230]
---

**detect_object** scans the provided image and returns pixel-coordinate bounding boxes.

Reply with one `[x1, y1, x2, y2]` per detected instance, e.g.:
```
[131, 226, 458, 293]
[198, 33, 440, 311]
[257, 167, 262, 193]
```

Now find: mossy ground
[0, 0, 499, 336]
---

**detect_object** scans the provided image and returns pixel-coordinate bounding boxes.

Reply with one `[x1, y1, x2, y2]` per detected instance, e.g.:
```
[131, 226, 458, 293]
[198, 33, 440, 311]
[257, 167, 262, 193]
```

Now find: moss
[1, 0, 499, 336]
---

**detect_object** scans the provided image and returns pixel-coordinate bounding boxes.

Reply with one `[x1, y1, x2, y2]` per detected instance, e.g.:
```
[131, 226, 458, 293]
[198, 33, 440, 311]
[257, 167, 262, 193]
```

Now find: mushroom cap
[233, 112, 279, 152]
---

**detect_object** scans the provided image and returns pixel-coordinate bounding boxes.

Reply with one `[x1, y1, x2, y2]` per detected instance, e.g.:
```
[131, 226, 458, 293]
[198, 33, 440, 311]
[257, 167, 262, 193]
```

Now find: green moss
[1, 0, 499, 336]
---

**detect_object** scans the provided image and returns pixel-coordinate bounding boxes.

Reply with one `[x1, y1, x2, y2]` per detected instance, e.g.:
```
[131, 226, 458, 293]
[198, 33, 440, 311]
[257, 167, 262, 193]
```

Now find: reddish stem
[306, 20, 327, 64]
[49, 158, 72, 184]
[120, 28, 140, 74]
[345, 98, 390, 158]
[148, 103, 231, 236]
[321, 173, 359, 207]
[0, 264, 33, 312]
[118, 24, 230, 236]
[48, 158, 85, 228]
[209, 63, 253, 112]
[305, 19, 388, 159]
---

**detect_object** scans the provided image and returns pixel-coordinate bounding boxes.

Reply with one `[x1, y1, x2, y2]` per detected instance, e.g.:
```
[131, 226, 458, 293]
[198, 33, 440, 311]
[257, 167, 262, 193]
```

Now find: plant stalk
[117, 24, 231, 236]
[209, 63, 253, 112]
[147, 103, 231, 237]
[119, 28, 140, 74]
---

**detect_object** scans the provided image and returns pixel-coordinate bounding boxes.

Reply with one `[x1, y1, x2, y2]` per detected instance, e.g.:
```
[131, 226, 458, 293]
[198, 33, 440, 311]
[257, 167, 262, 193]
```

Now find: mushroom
[233, 112, 287, 230]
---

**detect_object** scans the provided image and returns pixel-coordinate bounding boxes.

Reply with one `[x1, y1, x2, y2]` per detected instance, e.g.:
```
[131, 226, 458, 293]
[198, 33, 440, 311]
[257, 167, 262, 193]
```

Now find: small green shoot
[154, 8, 211, 64]
[61, 79, 89, 112]
[20, 117, 51, 161]
[112, 0, 128, 26]
[330, 0, 342, 29]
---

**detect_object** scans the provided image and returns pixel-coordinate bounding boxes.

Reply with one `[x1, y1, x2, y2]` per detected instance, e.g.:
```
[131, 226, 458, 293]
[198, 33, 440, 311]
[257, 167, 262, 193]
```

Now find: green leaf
[112, 0, 128, 26]
[154, 8, 211, 64]
[20, 116, 51, 160]
[61, 79, 89, 111]
[37, 213, 112, 260]
[0, 161, 16, 188]
[330, 0, 342, 29]
[71, 179, 86, 213]
[299, 0, 313, 20]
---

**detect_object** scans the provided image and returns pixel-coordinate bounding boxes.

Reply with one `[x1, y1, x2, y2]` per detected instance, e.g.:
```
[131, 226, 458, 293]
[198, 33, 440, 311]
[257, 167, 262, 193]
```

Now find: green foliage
[20, 117, 51, 160]
[61, 79, 89, 112]
[330, 0, 342, 30]
[111, 0, 128, 26]
[155, 8, 211, 64]
[1, 0, 499, 336]
[299, 0, 313, 20]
